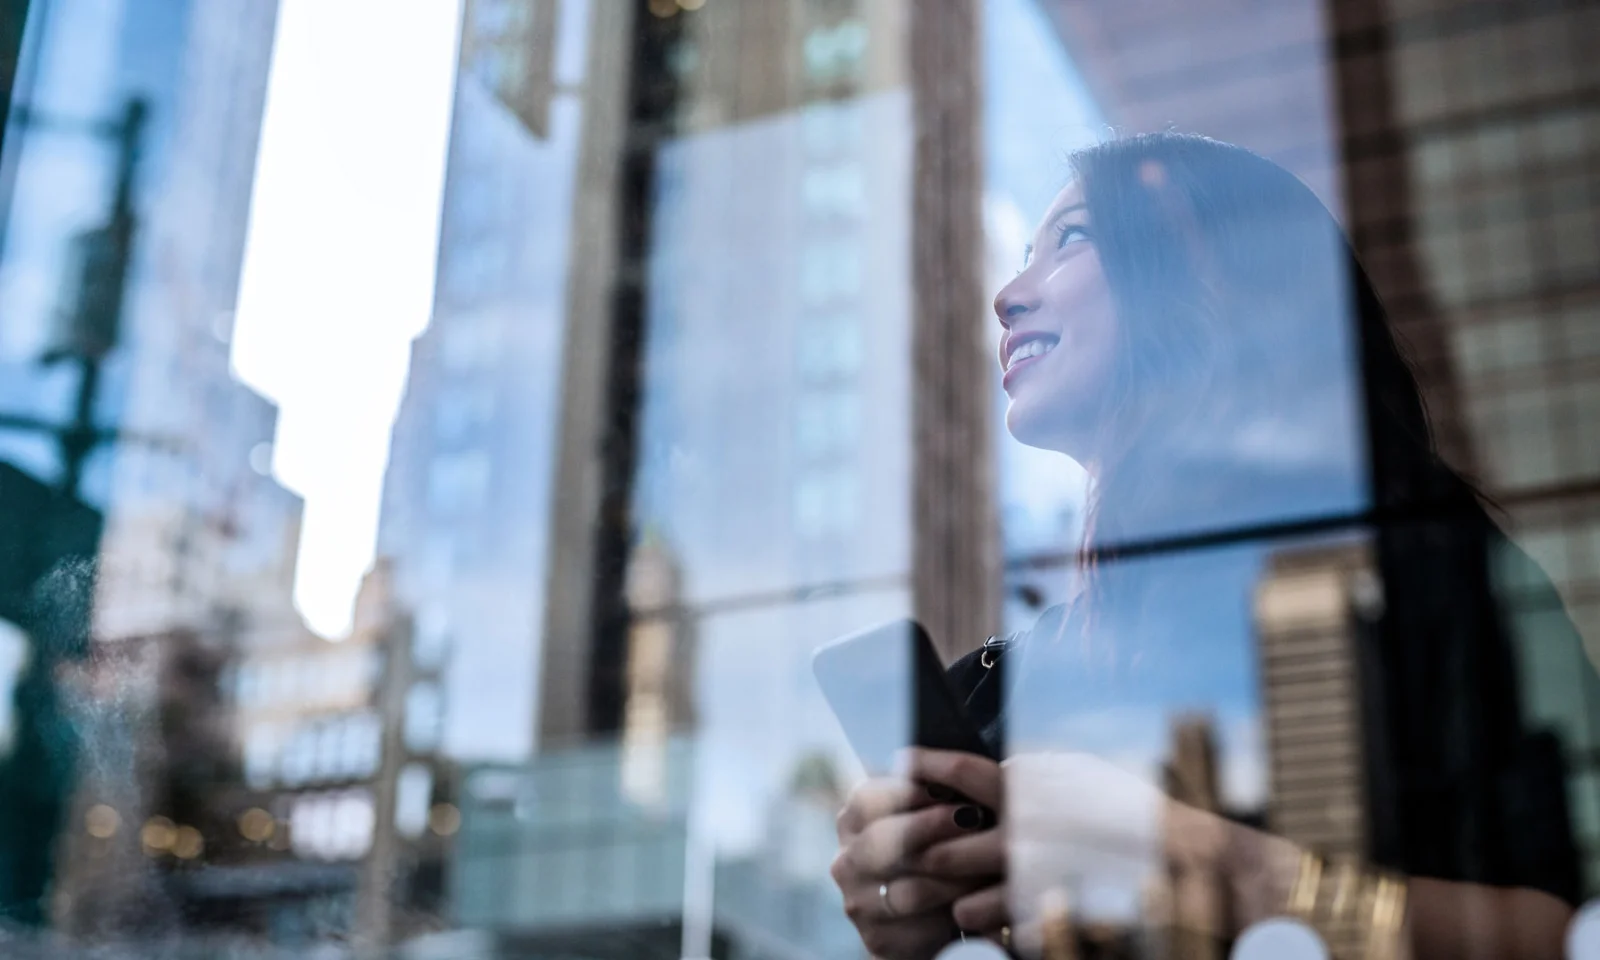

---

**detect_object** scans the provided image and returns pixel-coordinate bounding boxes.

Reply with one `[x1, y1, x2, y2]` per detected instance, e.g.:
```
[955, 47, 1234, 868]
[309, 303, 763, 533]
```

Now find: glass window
[801, 20, 870, 85]
[793, 467, 858, 538]
[794, 390, 859, 458]
[801, 102, 865, 158]
[426, 451, 492, 515]
[799, 238, 864, 305]
[796, 314, 863, 380]
[8, 0, 1600, 953]
[434, 384, 498, 443]
[405, 682, 445, 754]
[800, 163, 866, 219]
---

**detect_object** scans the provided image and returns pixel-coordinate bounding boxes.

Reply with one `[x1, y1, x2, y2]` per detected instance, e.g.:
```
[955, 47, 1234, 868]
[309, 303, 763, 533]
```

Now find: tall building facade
[374, 0, 590, 763]
[537, 0, 995, 747]
[0, 0, 290, 932]
[3, 0, 1596, 953]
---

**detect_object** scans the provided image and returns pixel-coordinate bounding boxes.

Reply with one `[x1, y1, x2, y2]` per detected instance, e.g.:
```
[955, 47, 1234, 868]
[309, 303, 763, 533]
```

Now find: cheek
[1041, 255, 1119, 395]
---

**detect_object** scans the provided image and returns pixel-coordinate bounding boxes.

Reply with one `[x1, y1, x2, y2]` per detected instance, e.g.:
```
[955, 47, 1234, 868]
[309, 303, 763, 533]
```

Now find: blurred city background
[0, 0, 1596, 956]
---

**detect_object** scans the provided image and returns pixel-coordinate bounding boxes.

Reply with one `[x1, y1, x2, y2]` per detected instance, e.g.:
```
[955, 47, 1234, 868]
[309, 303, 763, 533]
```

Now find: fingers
[838, 803, 978, 878]
[952, 883, 1009, 933]
[904, 748, 1003, 809]
[836, 777, 934, 840]
[856, 915, 959, 960]
[915, 826, 1006, 879]
[840, 874, 973, 925]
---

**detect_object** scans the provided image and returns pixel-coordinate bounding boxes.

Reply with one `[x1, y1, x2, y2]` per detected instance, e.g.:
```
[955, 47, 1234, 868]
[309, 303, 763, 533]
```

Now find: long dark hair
[1065, 133, 1481, 615]
[1064, 133, 1581, 900]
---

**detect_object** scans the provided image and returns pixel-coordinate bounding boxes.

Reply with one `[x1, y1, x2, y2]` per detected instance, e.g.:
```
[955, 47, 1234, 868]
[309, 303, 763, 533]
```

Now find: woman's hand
[831, 770, 995, 960]
[902, 749, 1012, 944]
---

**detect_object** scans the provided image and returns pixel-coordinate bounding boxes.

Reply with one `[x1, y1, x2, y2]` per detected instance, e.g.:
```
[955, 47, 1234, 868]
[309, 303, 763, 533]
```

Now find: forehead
[1036, 180, 1086, 232]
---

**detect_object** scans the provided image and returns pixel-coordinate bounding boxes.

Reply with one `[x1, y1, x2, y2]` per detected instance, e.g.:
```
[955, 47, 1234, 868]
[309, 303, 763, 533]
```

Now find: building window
[426, 450, 492, 515]
[800, 237, 864, 305]
[414, 604, 451, 671]
[794, 467, 859, 538]
[797, 312, 863, 381]
[243, 727, 280, 789]
[434, 384, 498, 443]
[802, 20, 869, 86]
[801, 162, 866, 220]
[795, 390, 860, 458]
[447, 241, 510, 301]
[801, 102, 864, 158]
[405, 682, 445, 754]
[439, 315, 504, 370]
[396, 764, 435, 839]
[291, 789, 375, 862]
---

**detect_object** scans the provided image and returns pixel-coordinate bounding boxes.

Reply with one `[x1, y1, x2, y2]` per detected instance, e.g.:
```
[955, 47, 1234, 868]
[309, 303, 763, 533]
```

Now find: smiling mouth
[1002, 334, 1060, 388]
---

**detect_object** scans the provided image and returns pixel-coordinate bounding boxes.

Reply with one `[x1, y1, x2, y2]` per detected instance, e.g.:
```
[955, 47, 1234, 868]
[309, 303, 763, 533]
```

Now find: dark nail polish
[954, 805, 986, 830]
[926, 783, 957, 802]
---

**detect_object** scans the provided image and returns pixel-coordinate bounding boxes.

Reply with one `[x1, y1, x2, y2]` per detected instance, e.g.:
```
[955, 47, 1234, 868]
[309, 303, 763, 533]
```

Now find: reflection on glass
[0, 0, 1595, 956]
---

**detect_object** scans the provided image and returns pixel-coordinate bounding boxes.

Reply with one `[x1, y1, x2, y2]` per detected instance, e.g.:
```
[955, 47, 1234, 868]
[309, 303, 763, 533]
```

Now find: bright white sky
[232, 0, 464, 638]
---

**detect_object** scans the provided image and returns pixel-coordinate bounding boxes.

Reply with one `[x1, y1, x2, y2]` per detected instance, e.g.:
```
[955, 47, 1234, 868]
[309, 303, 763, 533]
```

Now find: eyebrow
[1022, 202, 1089, 264]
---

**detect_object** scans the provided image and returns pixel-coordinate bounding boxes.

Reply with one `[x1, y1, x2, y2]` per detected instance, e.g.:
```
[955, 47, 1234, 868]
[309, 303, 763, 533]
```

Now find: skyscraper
[1253, 541, 1381, 959]
[536, 0, 996, 756]
[374, 0, 590, 764]
[0, 0, 287, 929]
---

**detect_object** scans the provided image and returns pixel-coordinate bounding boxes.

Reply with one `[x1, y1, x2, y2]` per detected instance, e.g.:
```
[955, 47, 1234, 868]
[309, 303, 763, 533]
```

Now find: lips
[1001, 332, 1060, 391]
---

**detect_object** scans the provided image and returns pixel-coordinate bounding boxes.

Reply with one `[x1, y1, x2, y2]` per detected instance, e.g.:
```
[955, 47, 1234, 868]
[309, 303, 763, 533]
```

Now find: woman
[830, 133, 1587, 958]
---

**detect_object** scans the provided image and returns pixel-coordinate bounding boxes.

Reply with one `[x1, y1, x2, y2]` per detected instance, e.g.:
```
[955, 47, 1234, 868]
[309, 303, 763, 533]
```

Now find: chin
[1005, 396, 1094, 459]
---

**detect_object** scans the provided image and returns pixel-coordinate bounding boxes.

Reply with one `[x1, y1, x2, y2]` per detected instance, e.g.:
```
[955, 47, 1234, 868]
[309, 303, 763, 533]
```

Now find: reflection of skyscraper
[1253, 542, 1380, 959]
[375, 0, 589, 762]
[620, 531, 696, 808]
[1053, 0, 1600, 898]
[1254, 544, 1376, 861]
[537, 0, 997, 756]
[0, 0, 287, 933]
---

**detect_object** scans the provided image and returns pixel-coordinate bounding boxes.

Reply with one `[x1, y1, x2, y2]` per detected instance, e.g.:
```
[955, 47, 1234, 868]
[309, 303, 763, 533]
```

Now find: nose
[993, 275, 1040, 328]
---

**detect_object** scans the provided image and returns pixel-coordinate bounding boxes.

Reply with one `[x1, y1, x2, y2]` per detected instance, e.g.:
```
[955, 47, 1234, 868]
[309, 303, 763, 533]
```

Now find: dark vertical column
[0, 0, 32, 174]
[582, 5, 686, 738]
[909, 0, 1000, 662]
[538, 2, 686, 747]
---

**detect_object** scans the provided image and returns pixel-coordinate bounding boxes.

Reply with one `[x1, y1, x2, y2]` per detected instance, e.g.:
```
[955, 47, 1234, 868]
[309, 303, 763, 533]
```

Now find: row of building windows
[801, 19, 870, 88]
[1467, 378, 1600, 490]
[233, 648, 381, 712]
[1413, 106, 1595, 189]
[290, 788, 375, 862]
[791, 13, 869, 545]
[275, 710, 383, 789]
[1393, 11, 1594, 126]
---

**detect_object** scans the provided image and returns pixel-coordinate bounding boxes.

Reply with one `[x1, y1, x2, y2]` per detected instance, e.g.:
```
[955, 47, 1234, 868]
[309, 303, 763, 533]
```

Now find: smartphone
[811, 619, 996, 776]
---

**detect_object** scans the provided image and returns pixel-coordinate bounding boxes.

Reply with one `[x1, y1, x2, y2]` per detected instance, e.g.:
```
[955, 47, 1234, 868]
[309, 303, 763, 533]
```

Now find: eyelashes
[1055, 222, 1092, 248]
[1017, 222, 1093, 274]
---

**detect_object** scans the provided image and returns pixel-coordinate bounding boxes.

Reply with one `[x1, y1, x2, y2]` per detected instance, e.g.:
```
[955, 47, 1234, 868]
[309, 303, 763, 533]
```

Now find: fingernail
[926, 783, 957, 802]
[953, 805, 986, 830]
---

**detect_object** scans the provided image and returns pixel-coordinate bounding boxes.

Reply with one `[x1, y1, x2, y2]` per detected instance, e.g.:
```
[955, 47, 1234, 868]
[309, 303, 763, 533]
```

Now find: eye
[1055, 222, 1092, 249]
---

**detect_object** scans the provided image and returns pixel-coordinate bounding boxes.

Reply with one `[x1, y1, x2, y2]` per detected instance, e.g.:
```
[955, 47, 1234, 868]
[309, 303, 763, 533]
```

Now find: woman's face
[993, 181, 1120, 461]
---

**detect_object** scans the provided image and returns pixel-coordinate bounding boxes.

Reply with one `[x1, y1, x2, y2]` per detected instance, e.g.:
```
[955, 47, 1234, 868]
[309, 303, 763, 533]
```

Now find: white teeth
[1007, 338, 1057, 371]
